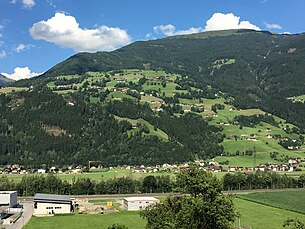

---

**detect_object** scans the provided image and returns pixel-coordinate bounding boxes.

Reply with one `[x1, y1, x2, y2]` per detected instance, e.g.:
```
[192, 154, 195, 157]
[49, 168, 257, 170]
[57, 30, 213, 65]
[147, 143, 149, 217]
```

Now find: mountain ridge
[0, 73, 13, 87]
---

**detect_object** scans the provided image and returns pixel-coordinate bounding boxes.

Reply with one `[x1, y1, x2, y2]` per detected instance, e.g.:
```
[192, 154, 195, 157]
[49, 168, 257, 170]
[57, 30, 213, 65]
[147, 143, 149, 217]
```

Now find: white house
[37, 169, 46, 174]
[0, 191, 17, 208]
[123, 197, 160, 211]
[33, 193, 72, 215]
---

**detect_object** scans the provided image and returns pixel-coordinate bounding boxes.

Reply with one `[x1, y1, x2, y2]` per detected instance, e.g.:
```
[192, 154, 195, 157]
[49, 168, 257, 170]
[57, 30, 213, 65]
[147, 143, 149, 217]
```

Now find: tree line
[1, 171, 305, 196]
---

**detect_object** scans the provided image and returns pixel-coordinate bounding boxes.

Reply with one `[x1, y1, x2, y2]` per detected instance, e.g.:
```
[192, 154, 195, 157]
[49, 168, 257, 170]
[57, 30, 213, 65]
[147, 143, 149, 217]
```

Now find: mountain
[26, 29, 305, 129]
[0, 73, 13, 87]
[4, 29, 305, 166]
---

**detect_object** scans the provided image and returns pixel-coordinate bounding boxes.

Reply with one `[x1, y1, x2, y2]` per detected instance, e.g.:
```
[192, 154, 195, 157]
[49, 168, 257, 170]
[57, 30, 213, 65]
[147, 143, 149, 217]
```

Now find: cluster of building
[227, 161, 302, 173]
[0, 164, 84, 175]
[0, 191, 20, 226]
[0, 190, 160, 226]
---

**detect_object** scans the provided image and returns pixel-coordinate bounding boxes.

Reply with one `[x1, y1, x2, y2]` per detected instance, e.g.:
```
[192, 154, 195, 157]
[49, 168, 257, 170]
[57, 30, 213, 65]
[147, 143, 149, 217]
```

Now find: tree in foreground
[140, 167, 237, 229]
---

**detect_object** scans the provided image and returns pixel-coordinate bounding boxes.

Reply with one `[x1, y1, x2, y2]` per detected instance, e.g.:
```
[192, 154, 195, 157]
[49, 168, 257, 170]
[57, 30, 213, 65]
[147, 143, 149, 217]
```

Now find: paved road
[2, 202, 33, 229]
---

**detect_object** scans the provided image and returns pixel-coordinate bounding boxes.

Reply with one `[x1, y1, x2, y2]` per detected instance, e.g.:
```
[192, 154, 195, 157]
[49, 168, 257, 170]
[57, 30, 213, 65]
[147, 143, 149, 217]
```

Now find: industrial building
[33, 193, 72, 215]
[0, 191, 17, 208]
[123, 197, 160, 211]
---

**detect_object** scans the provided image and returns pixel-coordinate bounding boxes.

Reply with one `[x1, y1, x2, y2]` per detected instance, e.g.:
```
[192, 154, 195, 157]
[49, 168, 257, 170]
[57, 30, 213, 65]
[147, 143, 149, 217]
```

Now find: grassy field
[24, 211, 146, 229]
[24, 197, 305, 229]
[114, 116, 169, 141]
[203, 97, 305, 166]
[4, 169, 174, 183]
[288, 94, 305, 103]
[106, 91, 136, 101]
[214, 120, 305, 167]
[234, 198, 305, 229]
[0, 87, 28, 93]
[238, 190, 305, 214]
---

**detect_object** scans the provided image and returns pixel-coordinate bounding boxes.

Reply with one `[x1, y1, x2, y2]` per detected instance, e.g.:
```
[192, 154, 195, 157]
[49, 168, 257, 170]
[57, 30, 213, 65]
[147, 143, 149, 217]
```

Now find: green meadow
[4, 169, 174, 183]
[234, 198, 305, 229]
[0, 87, 28, 93]
[24, 211, 146, 229]
[238, 190, 305, 214]
[24, 196, 305, 229]
[115, 116, 169, 141]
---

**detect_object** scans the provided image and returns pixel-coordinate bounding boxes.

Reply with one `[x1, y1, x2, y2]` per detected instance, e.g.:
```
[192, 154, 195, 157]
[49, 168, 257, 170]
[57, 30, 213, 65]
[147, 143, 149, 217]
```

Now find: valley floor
[23, 191, 305, 229]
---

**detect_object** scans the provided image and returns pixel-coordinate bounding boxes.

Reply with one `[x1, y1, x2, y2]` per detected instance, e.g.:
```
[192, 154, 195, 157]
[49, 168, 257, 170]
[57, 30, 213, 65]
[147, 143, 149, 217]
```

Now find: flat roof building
[33, 193, 72, 215]
[123, 197, 160, 211]
[0, 191, 17, 208]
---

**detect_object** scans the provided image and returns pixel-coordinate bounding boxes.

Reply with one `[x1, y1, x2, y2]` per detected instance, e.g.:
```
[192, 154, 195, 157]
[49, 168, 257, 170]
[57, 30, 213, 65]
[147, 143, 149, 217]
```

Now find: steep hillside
[4, 29, 305, 167]
[14, 29, 305, 129]
[0, 73, 13, 87]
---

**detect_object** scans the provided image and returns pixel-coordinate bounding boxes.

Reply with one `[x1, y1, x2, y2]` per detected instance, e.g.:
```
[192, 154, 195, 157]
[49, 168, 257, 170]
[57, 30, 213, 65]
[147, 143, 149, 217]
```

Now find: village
[0, 156, 304, 177]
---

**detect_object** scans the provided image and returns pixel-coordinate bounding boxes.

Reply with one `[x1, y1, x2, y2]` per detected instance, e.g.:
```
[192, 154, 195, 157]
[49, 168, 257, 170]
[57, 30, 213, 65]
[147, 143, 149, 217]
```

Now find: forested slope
[0, 91, 223, 166]
[14, 29, 305, 129]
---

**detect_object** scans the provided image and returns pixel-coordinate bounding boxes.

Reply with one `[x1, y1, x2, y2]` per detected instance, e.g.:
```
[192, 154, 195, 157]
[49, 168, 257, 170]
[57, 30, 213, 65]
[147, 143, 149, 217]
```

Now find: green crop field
[237, 190, 305, 214]
[234, 198, 305, 229]
[24, 211, 146, 229]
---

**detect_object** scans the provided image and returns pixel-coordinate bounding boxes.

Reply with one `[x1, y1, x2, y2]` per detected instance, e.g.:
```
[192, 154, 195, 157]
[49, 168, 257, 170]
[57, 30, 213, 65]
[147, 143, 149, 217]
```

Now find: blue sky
[0, 0, 304, 80]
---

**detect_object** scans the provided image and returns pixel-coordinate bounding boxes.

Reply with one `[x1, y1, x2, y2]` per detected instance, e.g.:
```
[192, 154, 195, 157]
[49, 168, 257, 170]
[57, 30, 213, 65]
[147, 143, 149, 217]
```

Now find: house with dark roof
[33, 193, 72, 215]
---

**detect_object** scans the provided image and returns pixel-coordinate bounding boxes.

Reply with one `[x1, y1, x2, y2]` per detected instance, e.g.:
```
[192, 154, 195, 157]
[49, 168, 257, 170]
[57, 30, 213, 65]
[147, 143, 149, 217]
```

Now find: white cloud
[29, 12, 131, 52]
[264, 23, 282, 30]
[153, 24, 175, 36]
[204, 13, 260, 31]
[15, 43, 35, 53]
[10, 0, 17, 4]
[22, 0, 35, 8]
[2, 67, 41, 81]
[152, 13, 260, 38]
[153, 24, 202, 36]
[0, 50, 6, 58]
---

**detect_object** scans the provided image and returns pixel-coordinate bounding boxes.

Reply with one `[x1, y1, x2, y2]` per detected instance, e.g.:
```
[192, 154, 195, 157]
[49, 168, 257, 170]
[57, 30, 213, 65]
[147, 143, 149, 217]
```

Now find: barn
[123, 197, 160, 211]
[33, 193, 72, 215]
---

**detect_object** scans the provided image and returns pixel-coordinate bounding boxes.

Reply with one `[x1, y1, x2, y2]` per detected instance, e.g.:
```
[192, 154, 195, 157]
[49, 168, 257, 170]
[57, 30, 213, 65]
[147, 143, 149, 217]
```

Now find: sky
[0, 0, 305, 80]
